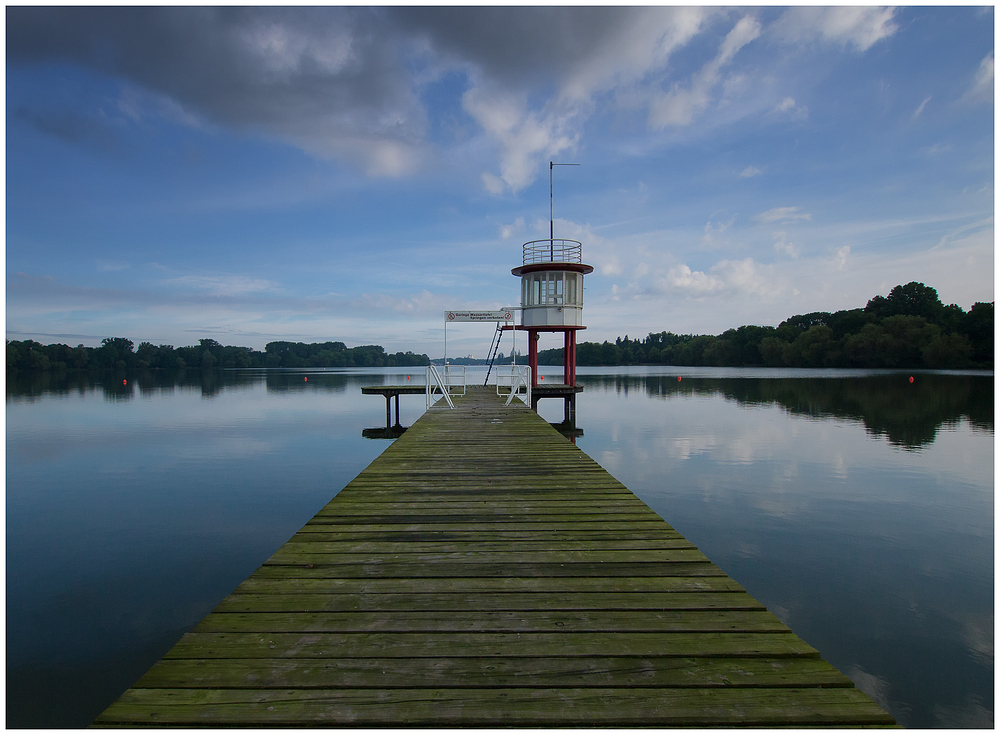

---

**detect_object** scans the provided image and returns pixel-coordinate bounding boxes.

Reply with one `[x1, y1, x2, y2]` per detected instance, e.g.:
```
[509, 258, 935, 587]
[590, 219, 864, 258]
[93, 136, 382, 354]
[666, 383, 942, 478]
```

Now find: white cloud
[649, 15, 761, 128]
[235, 15, 353, 80]
[773, 231, 799, 259]
[560, 7, 712, 102]
[712, 257, 781, 298]
[97, 260, 131, 272]
[656, 257, 779, 299]
[772, 7, 898, 52]
[835, 245, 850, 270]
[740, 165, 762, 178]
[499, 217, 525, 239]
[116, 85, 204, 129]
[463, 81, 579, 193]
[352, 289, 454, 316]
[662, 264, 725, 294]
[701, 213, 737, 250]
[753, 206, 812, 225]
[912, 95, 932, 119]
[482, 172, 504, 195]
[771, 96, 808, 120]
[962, 52, 994, 105]
[165, 275, 281, 296]
[457, 7, 716, 193]
[776, 97, 795, 113]
[920, 143, 953, 157]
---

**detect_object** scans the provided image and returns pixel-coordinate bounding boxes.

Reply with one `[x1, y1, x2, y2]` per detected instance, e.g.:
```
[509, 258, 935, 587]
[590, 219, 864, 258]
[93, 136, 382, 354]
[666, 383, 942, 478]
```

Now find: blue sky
[6, 6, 994, 359]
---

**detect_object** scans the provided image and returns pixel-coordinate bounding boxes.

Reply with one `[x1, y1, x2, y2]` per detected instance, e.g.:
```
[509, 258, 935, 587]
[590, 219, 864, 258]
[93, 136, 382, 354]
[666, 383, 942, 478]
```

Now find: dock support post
[563, 393, 576, 426]
[381, 391, 403, 429]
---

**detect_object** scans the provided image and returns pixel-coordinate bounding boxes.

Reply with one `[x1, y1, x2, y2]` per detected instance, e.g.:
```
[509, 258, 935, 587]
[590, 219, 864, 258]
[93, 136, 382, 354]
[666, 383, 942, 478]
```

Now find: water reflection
[580, 372, 992, 449]
[362, 426, 408, 439]
[6, 368, 375, 402]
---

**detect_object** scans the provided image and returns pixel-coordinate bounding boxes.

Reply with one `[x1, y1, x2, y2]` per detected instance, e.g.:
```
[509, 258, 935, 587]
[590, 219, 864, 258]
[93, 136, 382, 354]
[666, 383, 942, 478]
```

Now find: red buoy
[909, 376, 914, 383]
[304, 376, 308, 382]
[677, 376, 682, 382]
[122, 379, 127, 386]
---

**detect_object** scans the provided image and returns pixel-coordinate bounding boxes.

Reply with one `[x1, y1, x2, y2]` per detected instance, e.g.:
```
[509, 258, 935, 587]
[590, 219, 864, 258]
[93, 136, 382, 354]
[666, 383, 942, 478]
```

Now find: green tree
[599, 341, 622, 365]
[922, 333, 974, 369]
[785, 325, 836, 367]
[759, 336, 787, 367]
[96, 337, 135, 370]
[865, 282, 944, 322]
[844, 324, 896, 368]
[962, 302, 994, 365]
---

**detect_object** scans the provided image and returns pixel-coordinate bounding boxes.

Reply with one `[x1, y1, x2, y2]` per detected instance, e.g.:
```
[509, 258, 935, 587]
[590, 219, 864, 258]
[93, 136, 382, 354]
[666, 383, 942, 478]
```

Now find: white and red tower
[512, 238, 593, 390]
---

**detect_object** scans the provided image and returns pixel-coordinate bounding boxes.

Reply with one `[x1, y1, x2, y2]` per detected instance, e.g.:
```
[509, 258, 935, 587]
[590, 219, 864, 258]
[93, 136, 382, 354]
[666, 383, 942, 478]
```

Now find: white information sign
[445, 310, 513, 322]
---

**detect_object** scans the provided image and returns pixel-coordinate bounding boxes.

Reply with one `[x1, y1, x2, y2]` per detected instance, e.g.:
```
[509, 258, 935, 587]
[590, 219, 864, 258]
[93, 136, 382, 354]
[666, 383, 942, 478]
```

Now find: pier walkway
[96, 387, 894, 727]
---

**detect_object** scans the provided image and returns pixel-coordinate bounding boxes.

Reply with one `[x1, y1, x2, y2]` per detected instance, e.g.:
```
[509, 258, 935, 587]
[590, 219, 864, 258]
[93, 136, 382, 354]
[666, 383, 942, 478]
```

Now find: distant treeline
[539, 282, 993, 369]
[6, 338, 430, 372]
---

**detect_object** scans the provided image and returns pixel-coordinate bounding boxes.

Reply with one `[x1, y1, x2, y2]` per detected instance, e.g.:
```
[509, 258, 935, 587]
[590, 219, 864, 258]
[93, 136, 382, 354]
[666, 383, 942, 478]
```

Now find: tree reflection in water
[584, 372, 992, 450]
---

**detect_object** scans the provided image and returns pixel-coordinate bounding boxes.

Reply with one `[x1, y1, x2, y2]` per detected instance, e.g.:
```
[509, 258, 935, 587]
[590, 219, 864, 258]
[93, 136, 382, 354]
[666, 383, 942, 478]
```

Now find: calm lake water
[6, 366, 993, 728]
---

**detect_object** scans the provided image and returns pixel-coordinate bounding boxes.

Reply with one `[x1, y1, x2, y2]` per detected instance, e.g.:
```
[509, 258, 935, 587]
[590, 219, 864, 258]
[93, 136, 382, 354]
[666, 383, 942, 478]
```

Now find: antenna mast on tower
[550, 161, 580, 259]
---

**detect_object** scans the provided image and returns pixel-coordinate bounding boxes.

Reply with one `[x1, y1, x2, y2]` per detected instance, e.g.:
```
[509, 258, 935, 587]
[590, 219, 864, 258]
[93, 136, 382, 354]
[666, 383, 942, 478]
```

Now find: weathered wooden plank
[301, 512, 665, 524]
[251, 560, 729, 578]
[232, 575, 744, 595]
[190, 609, 792, 634]
[95, 687, 896, 727]
[264, 549, 712, 565]
[133, 655, 849, 690]
[163, 631, 820, 659]
[274, 539, 698, 554]
[211, 591, 766, 613]
[300, 520, 675, 531]
[292, 527, 686, 542]
[313, 500, 654, 511]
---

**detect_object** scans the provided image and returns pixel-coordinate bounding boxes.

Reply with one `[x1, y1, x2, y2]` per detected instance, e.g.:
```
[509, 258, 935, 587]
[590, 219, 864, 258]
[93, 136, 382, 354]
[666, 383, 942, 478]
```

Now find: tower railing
[522, 239, 582, 265]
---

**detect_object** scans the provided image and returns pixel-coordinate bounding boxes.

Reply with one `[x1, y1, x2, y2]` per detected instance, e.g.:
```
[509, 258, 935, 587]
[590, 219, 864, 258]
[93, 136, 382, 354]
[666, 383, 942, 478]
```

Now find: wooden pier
[95, 386, 895, 727]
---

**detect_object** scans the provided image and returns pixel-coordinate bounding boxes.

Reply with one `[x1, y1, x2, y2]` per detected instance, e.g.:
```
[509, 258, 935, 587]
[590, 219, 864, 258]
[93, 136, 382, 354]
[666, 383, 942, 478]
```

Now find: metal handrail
[522, 239, 582, 265]
[443, 365, 466, 396]
[425, 365, 456, 409]
[497, 365, 531, 406]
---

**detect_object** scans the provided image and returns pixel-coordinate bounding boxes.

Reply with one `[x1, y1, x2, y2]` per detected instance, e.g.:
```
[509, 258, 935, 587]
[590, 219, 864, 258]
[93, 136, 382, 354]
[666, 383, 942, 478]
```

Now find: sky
[6, 6, 995, 359]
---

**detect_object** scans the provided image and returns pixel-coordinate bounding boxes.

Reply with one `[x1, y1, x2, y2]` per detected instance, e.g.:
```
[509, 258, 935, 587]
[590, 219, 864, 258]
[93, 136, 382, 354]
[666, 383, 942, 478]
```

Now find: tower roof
[512, 262, 594, 277]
